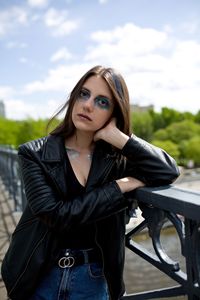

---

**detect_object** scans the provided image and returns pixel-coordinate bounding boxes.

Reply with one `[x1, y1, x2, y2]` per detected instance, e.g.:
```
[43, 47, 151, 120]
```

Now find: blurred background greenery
[1, 106, 200, 167]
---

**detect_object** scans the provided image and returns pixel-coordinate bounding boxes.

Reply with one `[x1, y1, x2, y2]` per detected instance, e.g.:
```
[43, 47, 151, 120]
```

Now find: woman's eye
[95, 97, 110, 109]
[79, 89, 90, 100]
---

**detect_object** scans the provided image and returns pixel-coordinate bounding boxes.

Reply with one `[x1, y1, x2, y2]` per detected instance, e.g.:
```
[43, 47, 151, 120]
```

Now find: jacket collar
[40, 135, 118, 194]
[41, 135, 117, 163]
[39, 135, 68, 197]
[41, 134, 65, 162]
[85, 141, 119, 191]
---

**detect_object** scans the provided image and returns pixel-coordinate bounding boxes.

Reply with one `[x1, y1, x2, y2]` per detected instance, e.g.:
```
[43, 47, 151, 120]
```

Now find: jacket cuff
[104, 181, 128, 205]
[110, 181, 136, 207]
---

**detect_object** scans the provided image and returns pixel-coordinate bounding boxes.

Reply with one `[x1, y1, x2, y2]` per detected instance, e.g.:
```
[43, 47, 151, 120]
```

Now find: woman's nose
[82, 97, 94, 111]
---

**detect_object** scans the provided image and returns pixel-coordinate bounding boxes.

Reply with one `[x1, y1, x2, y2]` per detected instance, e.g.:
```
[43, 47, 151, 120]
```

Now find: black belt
[58, 248, 102, 268]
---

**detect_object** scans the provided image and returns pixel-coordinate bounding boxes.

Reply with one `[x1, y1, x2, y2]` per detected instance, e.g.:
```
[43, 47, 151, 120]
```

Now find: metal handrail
[123, 186, 200, 299]
[0, 146, 26, 211]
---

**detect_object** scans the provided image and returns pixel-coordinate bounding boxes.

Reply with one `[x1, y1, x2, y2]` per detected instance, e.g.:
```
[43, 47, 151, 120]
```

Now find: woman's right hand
[94, 118, 129, 150]
[116, 177, 145, 193]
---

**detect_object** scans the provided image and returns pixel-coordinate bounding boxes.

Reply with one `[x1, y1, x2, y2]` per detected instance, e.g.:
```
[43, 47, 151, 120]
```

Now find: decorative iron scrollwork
[127, 204, 185, 272]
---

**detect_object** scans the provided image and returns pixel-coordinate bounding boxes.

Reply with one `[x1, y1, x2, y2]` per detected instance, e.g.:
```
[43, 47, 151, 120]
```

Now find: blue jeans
[29, 262, 109, 300]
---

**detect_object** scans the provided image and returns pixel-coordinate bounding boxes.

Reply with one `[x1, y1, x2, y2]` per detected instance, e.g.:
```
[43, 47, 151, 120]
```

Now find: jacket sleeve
[121, 134, 180, 186]
[18, 146, 127, 232]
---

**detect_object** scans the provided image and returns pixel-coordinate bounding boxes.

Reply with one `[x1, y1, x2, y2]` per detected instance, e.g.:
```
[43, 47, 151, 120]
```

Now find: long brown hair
[48, 65, 131, 137]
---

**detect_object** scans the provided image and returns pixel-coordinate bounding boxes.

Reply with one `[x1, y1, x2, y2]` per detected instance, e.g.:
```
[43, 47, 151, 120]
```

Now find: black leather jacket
[1, 134, 179, 300]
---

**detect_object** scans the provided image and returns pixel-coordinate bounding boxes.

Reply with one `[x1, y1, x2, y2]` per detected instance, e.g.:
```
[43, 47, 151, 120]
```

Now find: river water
[123, 226, 187, 299]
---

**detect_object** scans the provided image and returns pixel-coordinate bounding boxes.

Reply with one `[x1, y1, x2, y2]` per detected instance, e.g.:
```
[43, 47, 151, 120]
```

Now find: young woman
[2, 66, 179, 300]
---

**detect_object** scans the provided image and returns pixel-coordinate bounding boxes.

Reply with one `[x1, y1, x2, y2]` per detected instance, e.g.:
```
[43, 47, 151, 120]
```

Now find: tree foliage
[153, 120, 200, 144]
[0, 117, 50, 148]
[151, 140, 180, 160]
[181, 136, 200, 164]
[0, 107, 200, 166]
[131, 111, 153, 141]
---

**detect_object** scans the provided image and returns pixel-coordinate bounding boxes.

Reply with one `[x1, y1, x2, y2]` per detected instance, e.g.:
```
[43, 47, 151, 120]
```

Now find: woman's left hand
[94, 118, 129, 149]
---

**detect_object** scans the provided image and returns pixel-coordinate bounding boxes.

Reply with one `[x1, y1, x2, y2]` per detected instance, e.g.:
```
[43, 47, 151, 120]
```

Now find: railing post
[184, 218, 200, 299]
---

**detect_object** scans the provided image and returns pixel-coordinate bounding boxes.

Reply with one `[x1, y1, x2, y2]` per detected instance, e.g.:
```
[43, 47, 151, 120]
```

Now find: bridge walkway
[0, 180, 21, 300]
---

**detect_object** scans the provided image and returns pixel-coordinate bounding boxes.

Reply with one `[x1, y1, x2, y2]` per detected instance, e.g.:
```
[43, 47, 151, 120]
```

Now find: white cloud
[99, 0, 108, 4]
[23, 63, 92, 94]
[31, 14, 41, 22]
[5, 98, 63, 120]
[84, 23, 200, 113]
[0, 6, 28, 36]
[172, 40, 200, 67]
[5, 99, 35, 119]
[6, 41, 28, 49]
[19, 57, 28, 64]
[90, 23, 167, 49]
[86, 23, 168, 66]
[44, 8, 79, 36]
[50, 47, 73, 62]
[10, 22, 200, 117]
[0, 86, 15, 99]
[27, 0, 49, 8]
[163, 24, 173, 34]
[180, 21, 199, 34]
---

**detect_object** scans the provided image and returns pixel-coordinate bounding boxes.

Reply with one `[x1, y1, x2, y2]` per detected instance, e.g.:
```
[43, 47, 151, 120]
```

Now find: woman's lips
[77, 113, 92, 121]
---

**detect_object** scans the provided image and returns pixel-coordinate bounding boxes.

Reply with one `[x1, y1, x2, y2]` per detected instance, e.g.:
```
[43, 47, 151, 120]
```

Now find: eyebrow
[81, 86, 112, 101]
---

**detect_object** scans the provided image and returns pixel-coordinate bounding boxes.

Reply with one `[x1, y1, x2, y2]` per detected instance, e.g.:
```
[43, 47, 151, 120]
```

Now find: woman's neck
[66, 130, 95, 152]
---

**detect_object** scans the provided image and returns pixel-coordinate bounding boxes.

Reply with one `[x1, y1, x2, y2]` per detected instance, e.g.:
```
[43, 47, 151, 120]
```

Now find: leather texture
[1, 134, 180, 300]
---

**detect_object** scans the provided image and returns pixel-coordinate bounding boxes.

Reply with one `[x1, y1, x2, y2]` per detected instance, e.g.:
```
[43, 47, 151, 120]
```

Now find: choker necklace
[65, 147, 93, 161]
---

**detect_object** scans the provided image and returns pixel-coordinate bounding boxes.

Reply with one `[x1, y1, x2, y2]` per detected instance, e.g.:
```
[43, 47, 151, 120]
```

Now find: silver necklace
[65, 147, 93, 160]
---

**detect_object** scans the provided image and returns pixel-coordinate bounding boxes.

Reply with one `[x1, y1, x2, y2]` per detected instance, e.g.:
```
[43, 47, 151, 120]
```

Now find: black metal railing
[0, 147, 200, 299]
[123, 186, 200, 300]
[0, 146, 26, 211]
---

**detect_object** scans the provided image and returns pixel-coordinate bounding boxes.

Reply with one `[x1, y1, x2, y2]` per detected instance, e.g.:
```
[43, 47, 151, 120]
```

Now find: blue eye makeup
[95, 96, 110, 110]
[78, 88, 112, 110]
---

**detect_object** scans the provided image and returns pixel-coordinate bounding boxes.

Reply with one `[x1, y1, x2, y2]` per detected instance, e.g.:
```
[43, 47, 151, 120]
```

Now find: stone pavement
[0, 180, 21, 300]
[174, 168, 200, 191]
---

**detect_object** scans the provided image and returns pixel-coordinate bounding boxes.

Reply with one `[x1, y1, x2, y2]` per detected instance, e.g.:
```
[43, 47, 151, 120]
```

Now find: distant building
[0, 100, 6, 117]
[130, 104, 154, 112]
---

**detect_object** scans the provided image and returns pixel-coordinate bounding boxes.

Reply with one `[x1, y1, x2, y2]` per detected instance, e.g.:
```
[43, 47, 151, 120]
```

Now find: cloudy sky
[0, 0, 200, 119]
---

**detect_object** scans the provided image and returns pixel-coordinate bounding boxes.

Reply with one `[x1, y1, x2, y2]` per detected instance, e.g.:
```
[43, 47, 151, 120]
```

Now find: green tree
[149, 109, 166, 131]
[0, 117, 61, 148]
[16, 120, 35, 146]
[32, 119, 49, 138]
[0, 118, 19, 146]
[181, 111, 194, 121]
[194, 110, 200, 124]
[150, 107, 196, 131]
[152, 140, 180, 160]
[131, 111, 153, 141]
[152, 128, 169, 141]
[160, 107, 183, 127]
[153, 120, 200, 144]
[167, 120, 200, 144]
[181, 136, 200, 165]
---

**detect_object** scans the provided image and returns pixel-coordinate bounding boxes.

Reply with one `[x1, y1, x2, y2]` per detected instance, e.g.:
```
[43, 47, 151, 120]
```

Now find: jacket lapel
[86, 143, 117, 192]
[41, 135, 68, 198]
[40, 135, 117, 196]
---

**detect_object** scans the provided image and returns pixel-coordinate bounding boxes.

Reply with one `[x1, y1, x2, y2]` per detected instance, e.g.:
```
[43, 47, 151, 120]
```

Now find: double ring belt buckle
[58, 253, 75, 268]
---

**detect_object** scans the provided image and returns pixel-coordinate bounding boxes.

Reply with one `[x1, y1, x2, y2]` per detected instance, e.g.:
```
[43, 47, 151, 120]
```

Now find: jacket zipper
[93, 157, 117, 300]
[98, 157, 116, 185]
